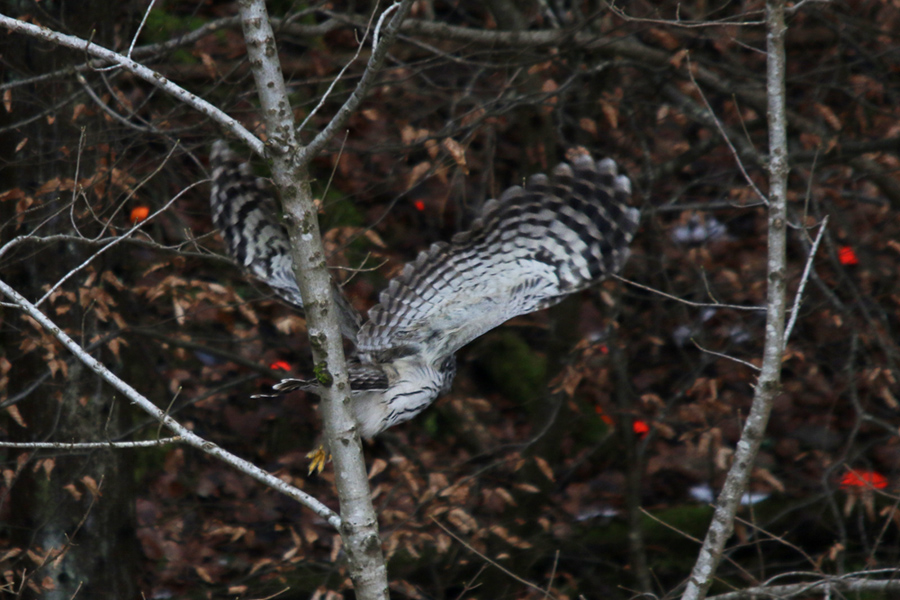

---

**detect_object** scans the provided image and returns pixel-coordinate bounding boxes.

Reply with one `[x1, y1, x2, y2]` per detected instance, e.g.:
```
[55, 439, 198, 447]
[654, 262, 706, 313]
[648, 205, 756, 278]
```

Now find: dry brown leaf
[534, 456, 555, 482]
[441, 138, 468, 174]
[40, 458, 55, 479]
[447, 507, 478, 534]
[302, 525, 319, 545]
[550, 365, 582, 397]
[579, 117, 598, 137]
[407, 161, 432, 190]
[879, 387, 898, 409]
[754, 467, 786, 493]
[0, 548, 22, 562]
[0, 188, 25, 203]
[199, 52, 218, 79]
[72, 103, 87, 121]
[648, 28, 681, 51]
[194, 566, 214, 584]
[402, 469, 420, 497]
[63, 483, 82, 501]
[368, 458, 388, 480]
[5, 405, 27, 428]
[669, 48, 690, 68]
[329, 534, 342, 563]
[173, 297, 186, 326]
[403, 537, 421, 559]
[541, 79, 559, 109]
[514, 483, 540, 493]
[814, 103, 842, 131]
[599, 99, 619, 130]
[81, 475, 101, 497]
[489, 525, 532, 549]
[399, 124, 417, 145]
[493, 486, 517, 507]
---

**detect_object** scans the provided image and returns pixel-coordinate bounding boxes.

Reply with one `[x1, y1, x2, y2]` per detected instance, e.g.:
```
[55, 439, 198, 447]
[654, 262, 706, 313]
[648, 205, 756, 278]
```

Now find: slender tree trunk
[680, 1, 789, 599]
[234, 1, 412, 596]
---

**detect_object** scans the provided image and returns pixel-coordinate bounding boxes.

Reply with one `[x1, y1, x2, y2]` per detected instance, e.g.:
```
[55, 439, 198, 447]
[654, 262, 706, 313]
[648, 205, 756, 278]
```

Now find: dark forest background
[1, 0, 899, 598]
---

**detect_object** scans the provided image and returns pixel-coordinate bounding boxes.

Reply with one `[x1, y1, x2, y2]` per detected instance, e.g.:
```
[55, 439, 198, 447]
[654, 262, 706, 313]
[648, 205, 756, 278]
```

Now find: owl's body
[210, 143, 639, 438]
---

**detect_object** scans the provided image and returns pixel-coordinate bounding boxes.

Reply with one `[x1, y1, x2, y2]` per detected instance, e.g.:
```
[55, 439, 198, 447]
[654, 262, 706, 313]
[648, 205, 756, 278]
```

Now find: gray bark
[234, 1, 413, 597]
[680, 1, 789, 599]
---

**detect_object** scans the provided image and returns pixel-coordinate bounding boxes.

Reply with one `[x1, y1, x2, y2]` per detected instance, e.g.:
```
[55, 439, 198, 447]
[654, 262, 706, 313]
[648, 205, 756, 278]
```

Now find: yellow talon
[306, 445, 331, 475]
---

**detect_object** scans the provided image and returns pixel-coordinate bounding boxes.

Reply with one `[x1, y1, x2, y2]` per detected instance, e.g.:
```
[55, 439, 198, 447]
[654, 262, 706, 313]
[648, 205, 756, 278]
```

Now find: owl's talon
[306, 446, 331, 475]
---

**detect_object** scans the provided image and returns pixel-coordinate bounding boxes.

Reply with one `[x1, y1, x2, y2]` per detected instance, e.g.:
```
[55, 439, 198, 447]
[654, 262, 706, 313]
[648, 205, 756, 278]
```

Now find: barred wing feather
[357, 154, 639, 362]
[209, 141, 361, 341]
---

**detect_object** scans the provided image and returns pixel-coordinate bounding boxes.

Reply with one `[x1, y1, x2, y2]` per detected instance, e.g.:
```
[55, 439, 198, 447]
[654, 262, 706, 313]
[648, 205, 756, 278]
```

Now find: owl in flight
[210, 142, 640, 443]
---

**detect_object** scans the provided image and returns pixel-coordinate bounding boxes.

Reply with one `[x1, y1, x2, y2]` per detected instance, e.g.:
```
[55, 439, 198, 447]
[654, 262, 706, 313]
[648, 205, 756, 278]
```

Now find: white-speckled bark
[681, 2, 789, 599]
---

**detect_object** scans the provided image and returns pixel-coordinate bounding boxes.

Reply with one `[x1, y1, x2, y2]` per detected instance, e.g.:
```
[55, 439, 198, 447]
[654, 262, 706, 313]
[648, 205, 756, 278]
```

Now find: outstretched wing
[357, 152, 639, 362]
[209, 141, 361, 341]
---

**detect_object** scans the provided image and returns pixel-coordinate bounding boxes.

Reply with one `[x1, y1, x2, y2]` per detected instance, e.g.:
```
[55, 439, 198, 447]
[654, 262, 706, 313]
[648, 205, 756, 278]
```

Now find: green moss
[313, 362, 333, 387]
[141, 10, 206, 46]
[321, 192, 364, 229]
[476, 331, 547, 405]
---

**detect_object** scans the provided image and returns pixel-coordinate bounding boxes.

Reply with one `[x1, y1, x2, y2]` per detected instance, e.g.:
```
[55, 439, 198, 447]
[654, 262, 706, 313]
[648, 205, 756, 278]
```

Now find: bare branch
[75, 73, 157, 133]
[613, 275, 767, 312]
[296, 0, 415, 169]
[296, 19, 370, 135]
[606, 3, 766, 27]
[432, 517, 558, 599]
[0, 438, 182, 449]
[783, 216, 828, 349]
[691, 340, 761, 372]
[0, 277, 342, 530]
[708, 574, 900, 600]
[127, 0, 158, 58]
[34, 164, 196, 309]
[684, 57, 769, 204]
[0, 12, 263, 155]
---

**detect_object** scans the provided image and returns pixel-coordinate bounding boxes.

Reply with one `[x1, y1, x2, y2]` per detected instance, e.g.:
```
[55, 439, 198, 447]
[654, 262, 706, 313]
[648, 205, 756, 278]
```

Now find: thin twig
[685, 54, 769, 205]
[35, 171, 198, 309]
[0, 438, 182, 449]
[128, 0, 157, 58]
[75, 73, 156, 133]
[432, 517, 558, 599]
[0, 13, 262, 155]
[606, 2, 765, 27]
[297, 8, 377, 133]
[0, 277, 342, 529]
[708, 575, 900, 600]
[613, 275, 766, 312]
[692, 340, 761, 372]
[783, 216, 828, 349]
[296, 0, 414, 168]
